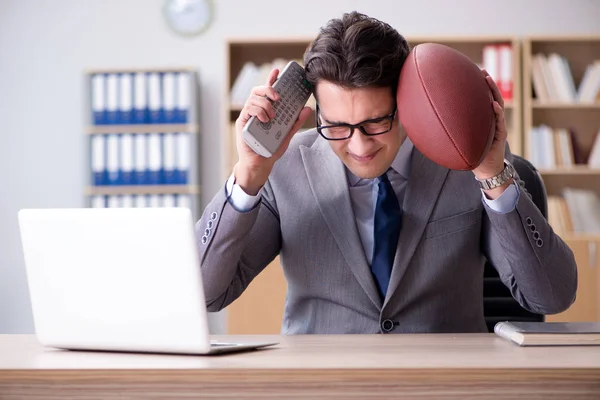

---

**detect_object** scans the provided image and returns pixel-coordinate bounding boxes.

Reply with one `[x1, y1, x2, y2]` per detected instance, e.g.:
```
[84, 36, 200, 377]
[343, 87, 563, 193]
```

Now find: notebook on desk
[494, 321, 600, 346]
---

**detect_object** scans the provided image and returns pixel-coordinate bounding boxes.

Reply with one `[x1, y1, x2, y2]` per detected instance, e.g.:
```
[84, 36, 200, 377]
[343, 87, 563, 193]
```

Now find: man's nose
[348, 129, 374, 155]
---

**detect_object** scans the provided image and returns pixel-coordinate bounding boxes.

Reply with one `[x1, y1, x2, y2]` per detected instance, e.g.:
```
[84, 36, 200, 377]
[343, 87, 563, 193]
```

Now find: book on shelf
[494, 321, 600, 346]
[229, 45, 515, 106]
[91, 70, 192, 125]
[482, 43, 513, 102]
[528, 125, 600, 170]
[229, 58, 316, 109]
[549, 189, 600, 235]
[531, 53, 600, 103]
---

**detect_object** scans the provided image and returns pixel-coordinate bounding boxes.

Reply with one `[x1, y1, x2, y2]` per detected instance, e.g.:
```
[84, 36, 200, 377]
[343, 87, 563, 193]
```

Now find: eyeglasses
[315, 103, 397, 141]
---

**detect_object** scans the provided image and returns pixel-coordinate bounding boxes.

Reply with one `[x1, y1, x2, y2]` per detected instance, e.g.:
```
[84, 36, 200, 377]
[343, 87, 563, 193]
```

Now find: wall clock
[163, 0, 214, 37]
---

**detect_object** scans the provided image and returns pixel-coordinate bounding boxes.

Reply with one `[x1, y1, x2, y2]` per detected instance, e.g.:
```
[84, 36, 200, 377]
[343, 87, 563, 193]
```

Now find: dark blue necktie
[371, 172, 402, 299]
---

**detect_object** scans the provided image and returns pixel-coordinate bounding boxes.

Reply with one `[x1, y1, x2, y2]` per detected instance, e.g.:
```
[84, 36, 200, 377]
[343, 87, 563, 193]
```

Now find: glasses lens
[361, 119, 392, 135]
[321, 126, 351, 140]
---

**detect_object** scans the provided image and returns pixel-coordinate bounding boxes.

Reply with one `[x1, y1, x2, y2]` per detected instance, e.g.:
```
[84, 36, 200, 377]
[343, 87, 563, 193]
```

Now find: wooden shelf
[85, 66, 196, 74]
[538, 166, 600, 175]
[559, 233, 600, 242]
[86, 124, 198, 134]
[532, 101, 600, 109]
[85, 185, 200, 196]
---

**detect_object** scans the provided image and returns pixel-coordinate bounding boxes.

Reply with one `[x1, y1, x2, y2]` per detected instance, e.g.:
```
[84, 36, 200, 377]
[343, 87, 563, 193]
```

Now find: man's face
[315, 81, 405, 180]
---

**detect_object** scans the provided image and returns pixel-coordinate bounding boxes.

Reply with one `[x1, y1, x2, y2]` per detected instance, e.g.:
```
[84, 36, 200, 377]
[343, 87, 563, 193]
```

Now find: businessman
[197, 11, 577, 334]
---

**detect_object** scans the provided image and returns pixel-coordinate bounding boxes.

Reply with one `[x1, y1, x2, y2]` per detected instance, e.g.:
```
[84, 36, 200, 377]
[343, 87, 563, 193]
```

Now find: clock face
[163, 0, 214, 37]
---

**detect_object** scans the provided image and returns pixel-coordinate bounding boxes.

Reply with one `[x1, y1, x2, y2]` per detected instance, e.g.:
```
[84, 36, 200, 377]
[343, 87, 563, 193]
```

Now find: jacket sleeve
[481, 177, 578, 315]
[196, 179, 281, 312]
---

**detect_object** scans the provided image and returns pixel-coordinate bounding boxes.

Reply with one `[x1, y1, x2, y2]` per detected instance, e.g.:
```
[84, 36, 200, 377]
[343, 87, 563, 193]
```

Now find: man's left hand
[473, 69, 512, 199]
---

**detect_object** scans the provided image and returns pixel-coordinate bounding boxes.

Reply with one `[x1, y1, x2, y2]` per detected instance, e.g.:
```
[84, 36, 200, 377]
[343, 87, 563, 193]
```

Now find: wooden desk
[1, 334, 600, 399]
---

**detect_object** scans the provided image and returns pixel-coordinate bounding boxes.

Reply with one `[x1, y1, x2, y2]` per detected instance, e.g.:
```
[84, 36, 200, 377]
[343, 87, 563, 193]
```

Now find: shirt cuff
[481, 182, 519, 214]
[225, 173, 262, 212]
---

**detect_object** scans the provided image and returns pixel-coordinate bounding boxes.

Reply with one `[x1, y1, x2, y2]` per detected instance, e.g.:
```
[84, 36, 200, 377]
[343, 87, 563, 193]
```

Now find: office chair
[483, 154, 546, 332]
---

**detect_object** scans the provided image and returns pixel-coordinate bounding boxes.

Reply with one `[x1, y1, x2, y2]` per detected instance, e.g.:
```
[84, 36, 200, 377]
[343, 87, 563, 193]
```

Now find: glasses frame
[315, 103, 398, 141]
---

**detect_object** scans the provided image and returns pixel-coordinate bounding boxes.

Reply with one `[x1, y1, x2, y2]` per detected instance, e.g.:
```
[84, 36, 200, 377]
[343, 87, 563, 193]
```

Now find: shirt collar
[346, 137, 414, 187]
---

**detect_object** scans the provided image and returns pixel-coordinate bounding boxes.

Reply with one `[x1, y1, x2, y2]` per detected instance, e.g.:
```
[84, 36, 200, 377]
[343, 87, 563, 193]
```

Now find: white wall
[1, 0, 599, 334]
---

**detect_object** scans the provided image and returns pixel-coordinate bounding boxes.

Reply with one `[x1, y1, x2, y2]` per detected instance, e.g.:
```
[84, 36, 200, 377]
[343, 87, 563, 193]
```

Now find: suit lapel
[300, 137, 382, 309]
[383, 149, 449, 308]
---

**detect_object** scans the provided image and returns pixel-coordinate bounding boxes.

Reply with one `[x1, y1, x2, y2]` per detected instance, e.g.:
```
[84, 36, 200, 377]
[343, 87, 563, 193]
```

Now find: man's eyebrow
[324, 117, 348, 125]
[323, 112, 390, 126]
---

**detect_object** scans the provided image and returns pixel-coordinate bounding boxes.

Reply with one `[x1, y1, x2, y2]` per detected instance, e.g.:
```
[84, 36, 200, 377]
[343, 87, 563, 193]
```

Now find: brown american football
[396, 42, 496, 170]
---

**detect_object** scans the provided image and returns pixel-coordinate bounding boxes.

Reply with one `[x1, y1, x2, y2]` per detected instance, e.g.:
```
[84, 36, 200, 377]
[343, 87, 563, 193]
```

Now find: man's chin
[346, 162, 388, 180]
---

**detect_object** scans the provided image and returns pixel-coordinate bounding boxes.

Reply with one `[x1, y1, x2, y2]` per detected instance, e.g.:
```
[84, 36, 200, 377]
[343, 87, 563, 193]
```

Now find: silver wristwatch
[475, 159, 516, 190]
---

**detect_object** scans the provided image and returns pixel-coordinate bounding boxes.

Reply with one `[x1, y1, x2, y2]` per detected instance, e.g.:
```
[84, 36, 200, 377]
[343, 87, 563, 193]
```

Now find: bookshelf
[85, 67, 201, 217]
[522, 36, 600, 323]
[223, 36, 526, 334]
[223, 38, 314, 334]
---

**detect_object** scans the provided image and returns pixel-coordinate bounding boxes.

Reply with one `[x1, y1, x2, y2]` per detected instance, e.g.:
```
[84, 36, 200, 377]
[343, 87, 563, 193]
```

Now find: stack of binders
[86, 68, 197, 211]
[91, 71, 192, 125]
[90, 132, 191, 187]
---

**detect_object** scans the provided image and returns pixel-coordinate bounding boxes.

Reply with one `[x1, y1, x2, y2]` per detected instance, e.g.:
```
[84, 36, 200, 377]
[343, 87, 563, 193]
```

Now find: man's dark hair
[303, 11, 410, 97]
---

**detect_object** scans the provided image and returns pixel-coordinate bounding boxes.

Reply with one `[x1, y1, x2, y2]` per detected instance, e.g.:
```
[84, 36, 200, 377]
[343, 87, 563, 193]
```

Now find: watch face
[163, 0, 213, 37]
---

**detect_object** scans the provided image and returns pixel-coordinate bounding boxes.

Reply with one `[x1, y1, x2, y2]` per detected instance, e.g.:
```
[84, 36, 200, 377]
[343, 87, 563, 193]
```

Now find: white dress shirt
[226, 138, 519, 264]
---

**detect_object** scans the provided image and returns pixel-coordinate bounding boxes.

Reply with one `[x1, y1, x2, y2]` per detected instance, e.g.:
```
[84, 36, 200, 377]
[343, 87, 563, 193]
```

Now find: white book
[91, 195, 105, 208]
[148, 133, 162, 184]
[91, 135, 105, 184]
[548, 53, 574, 102]
[542, 125, 557, 169]
[588, 130, 600, 169]
[148, 194, 161, 208]
[162, 72, 176, 122]
[578, 62, 600, 103]
[107, 195, 121, 208]
[134, 134, 147, 183]
[536, 54, 559, 101]
[559, 56, 577, 102]
[106, 73, 119, 118]
[177, 194, 191, 209]
[557, 128, 574, 167]
[177, 132, 191, 183]
[106, 134, 120, 184]
[148, 73, 161, 121]
[91, 74, 105, 120]
[531, 56, 549, 102]
[177, 72, 191, 120]
[230, 62, 259, 106]
[119, 73, 133, 122]
[121, 195, 134, 208]
[135, 195, 148, 208]
[134, 72, 147, 109]
[163, 194, 176, 208]
[120, 134, 134, 185]
[483, 45, 499, 86]
[163, 133, 176, 184]
[498, 45, 513, 100]
[529, 126, 545, 169]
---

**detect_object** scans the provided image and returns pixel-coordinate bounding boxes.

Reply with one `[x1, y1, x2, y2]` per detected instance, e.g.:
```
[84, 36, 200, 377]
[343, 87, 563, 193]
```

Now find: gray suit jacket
[197, 129, 577, 334]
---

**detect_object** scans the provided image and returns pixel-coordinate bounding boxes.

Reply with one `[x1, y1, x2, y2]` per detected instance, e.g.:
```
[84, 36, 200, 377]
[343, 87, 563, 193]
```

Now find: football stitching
[413, 46, 472, 168]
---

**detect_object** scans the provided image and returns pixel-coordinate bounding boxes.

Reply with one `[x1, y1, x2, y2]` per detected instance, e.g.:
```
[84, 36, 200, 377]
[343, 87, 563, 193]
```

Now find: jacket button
[526, 217, 533, 226]
[210, 212, 218, 221]
[381, 319, 395, 333]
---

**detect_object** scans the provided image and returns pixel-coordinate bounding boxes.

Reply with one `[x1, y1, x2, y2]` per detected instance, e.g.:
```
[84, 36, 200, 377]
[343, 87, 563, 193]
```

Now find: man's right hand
[233, 68, 312, 196]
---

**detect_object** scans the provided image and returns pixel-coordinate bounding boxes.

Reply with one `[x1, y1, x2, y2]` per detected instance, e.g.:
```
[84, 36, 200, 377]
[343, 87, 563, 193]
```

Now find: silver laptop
[17, 207, 278, 355]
